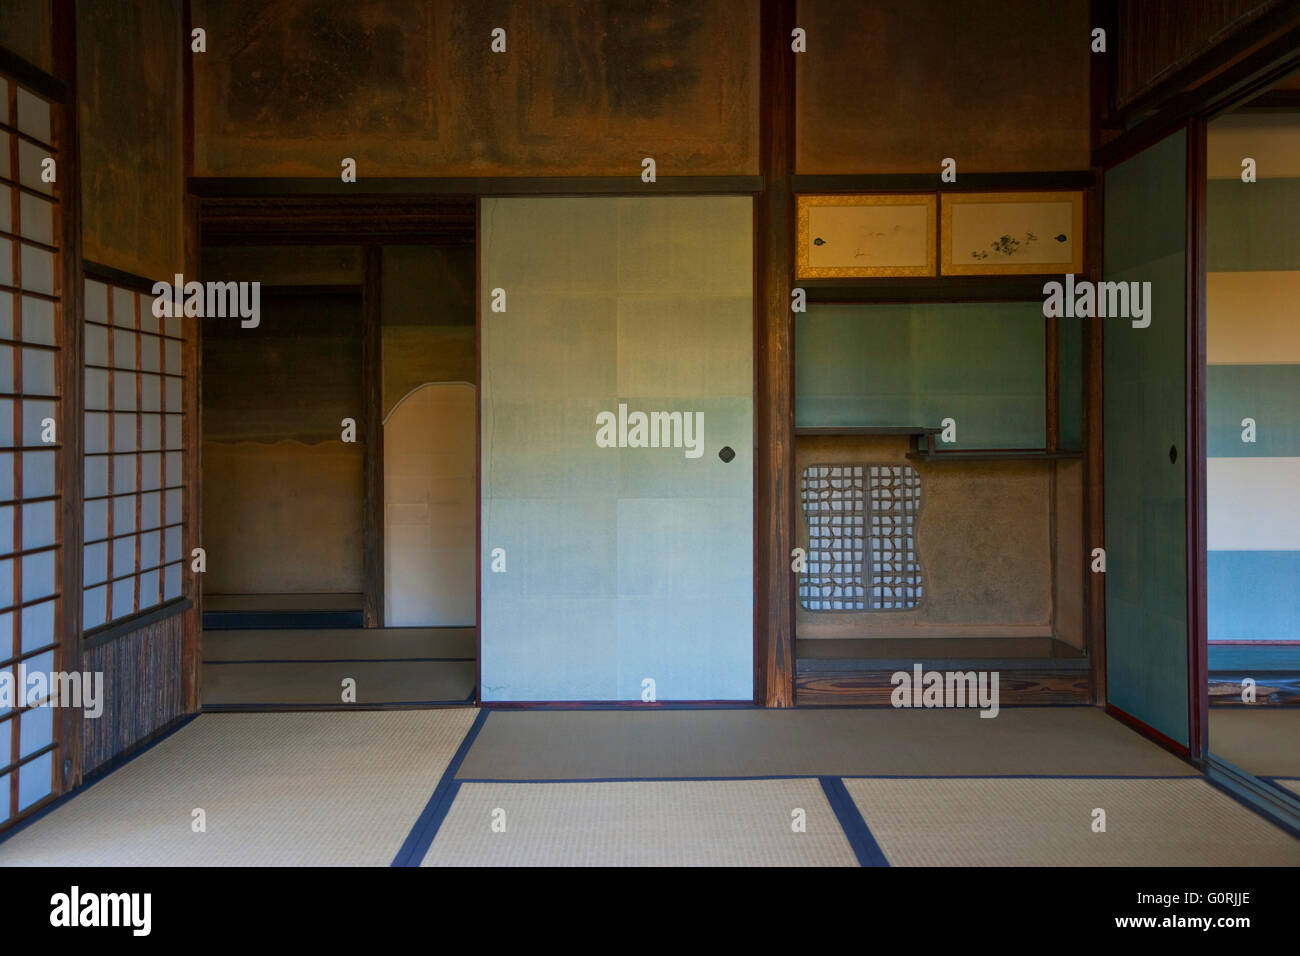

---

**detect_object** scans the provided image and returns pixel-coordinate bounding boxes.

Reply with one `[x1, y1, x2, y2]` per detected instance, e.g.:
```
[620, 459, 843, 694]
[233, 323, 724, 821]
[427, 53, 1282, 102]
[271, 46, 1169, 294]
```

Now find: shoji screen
[1103, 129, 1189, 746]
[480, 197, 754, 702]
[0, 77, 63, 823]
[82, 280, 186, 629]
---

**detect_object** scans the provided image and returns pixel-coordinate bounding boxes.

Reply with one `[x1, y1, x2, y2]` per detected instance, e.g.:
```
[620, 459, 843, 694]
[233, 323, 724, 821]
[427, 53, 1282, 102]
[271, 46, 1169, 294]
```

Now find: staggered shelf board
[906, 448, 1084, 463]
[801, 275, 1051, 304]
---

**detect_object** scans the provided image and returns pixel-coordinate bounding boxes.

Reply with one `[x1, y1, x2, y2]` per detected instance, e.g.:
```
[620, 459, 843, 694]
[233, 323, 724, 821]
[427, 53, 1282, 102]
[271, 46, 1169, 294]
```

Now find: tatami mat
[0, 711, 478, 867]
[422, 779, 858, 867]
[1276, 779, 1300, 797]
[1208, 708, 1300, 777]
[202, 661, 476, 706]
[457, 707, 1197, 780]
[203, 627, 476, 662]
[843, 777, 1300, 866]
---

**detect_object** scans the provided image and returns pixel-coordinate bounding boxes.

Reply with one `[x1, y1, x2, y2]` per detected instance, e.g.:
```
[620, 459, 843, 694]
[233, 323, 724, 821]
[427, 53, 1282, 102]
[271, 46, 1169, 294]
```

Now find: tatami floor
[2, 708, 1298, 867]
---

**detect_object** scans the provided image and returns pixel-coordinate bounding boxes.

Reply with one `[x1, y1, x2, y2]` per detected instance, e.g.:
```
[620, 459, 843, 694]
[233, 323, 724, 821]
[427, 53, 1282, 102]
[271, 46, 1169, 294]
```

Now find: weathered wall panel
[202, 293, 363, 443]
[796, 0, 1091, 174]
[201, 440, 364, 594]
[0, 0, 53, 74]
[192, 0, 759, 177]
[77, 0, 184, 280]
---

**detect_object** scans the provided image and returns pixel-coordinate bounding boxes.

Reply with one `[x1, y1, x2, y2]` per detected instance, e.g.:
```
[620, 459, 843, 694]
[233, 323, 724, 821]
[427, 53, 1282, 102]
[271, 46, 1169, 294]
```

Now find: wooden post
[362, 246, 383, 628]
[755, 0, 797, 707]
[1185, 117, 1208, 763]
[53, 0, 84, 793]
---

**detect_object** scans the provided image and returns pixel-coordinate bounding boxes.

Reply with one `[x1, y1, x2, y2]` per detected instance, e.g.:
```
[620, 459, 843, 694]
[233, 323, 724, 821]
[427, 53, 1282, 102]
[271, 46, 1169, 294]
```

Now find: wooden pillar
[53, 0, 84, 792]
[1185, 117, 1208, 762]
[755, 0, 797, 707]
[1085, 0, 1116, 706]
[362, 246, 384, 628]
[181, 0, 202, 714]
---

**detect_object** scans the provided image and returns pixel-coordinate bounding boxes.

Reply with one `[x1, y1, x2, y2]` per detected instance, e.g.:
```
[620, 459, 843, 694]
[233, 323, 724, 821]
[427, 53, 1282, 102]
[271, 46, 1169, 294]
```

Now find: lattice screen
[800, 464, 922, 611]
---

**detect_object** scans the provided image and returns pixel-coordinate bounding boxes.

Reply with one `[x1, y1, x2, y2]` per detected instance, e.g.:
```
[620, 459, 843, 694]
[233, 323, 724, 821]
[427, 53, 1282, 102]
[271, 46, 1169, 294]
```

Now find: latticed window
[800, 464, 922, 611]
[0, 76, 62, 822]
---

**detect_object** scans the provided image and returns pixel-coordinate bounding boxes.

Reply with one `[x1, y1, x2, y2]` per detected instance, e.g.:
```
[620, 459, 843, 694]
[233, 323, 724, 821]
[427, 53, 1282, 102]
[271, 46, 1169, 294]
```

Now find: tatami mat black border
[392, 709, 491, 867]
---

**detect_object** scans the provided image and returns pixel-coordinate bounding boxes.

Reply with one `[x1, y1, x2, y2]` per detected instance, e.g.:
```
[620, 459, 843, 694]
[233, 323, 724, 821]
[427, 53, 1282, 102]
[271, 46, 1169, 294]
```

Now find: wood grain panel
[0, 0, 54, 76]
[1114, 0, 1282, 109]
[796, 0, 1091, 174]
[81, 613, 187, 774]
[77, 0, 184, 281]
[192, 0, 759, 177]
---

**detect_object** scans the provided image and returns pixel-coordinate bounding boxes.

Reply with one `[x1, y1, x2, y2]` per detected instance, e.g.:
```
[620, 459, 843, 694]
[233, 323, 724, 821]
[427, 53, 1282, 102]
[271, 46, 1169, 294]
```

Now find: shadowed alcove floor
[200, 627, 477, 708]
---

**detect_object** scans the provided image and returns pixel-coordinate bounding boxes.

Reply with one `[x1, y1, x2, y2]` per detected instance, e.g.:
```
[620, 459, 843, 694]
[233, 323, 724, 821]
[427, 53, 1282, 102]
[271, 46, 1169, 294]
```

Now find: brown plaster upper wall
[795, 0, 1092, 174]
[78, 0, 185, 281]
[1114, 0, 1283, 109]
[191, 0, 760, 177]
[0, 0, 53, 74]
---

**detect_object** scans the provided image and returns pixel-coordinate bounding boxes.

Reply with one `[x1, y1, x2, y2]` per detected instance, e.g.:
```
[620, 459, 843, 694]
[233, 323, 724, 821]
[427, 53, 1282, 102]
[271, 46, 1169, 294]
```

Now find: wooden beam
[755, 0, 796, 707]
[53, 0, 83, 794]
[189, 176, 763, 198]
[361, 246, 384, 628]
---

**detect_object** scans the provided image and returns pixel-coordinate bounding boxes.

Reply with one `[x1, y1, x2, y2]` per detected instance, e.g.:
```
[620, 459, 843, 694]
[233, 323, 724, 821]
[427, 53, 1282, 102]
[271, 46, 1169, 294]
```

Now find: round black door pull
[1169, 444, 1177, 464]
[719, 446, 735, 462]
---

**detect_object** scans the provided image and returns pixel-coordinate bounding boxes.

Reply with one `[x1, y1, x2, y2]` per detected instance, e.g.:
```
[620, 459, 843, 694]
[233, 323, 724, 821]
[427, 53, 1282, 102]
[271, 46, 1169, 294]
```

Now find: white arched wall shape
[383, 381, 476, 627]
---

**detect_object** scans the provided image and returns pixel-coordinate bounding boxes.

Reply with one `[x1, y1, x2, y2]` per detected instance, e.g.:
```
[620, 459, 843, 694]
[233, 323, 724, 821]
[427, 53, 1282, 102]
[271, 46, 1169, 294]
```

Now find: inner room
[196, 207, 479, 708]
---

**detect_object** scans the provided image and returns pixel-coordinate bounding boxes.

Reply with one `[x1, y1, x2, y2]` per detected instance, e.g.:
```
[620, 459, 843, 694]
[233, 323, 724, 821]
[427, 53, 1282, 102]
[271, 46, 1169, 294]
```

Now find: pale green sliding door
[1103, 129, 1190, 745]
[480, 197, 754, 702]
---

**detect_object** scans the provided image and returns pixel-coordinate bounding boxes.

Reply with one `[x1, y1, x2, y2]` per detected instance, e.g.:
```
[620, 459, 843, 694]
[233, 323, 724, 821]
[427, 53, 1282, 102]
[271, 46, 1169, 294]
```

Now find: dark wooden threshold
[83, 598, 193, 651]
[802, 275, 1051, 304]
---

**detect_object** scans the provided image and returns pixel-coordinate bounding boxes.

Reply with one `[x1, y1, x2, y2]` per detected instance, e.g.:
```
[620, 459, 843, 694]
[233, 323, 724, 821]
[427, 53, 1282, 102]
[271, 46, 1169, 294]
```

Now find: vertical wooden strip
[361, 245, 383, 628]
[1045, 316, 1060, 453]
[755, 0, 797, 707]
[53, 0, 83, 793]
[474, 198, 481, 706]
[1185, 117, 1208, 763]
[181, 191, 201, 712]
[104, 285, 114, 623]
[8, 75, 19, 817]
[133, 295, 142, 617]
[1085, 0, 1113, 708]
[1084, 171, 1106, 706]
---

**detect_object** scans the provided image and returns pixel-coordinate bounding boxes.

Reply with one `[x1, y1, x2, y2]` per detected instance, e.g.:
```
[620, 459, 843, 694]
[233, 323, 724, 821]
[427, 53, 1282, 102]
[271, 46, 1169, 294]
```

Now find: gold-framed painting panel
[940, 191, 1085, 276]
[796, 193, 938, 278]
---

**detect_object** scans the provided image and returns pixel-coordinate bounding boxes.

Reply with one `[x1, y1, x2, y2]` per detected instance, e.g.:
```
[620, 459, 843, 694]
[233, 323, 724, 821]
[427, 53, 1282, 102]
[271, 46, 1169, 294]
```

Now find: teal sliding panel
[1103, 129, 1189, 746]
[795, 302, 1046, 448]
[480, 197, 753, 701]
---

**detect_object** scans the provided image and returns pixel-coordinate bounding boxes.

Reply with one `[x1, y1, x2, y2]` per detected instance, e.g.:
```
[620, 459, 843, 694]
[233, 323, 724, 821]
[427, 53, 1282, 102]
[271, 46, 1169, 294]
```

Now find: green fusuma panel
[1103, 129, 1189, 747]
[479, 197, 754, 702]
[795, 302, 1047, 449]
